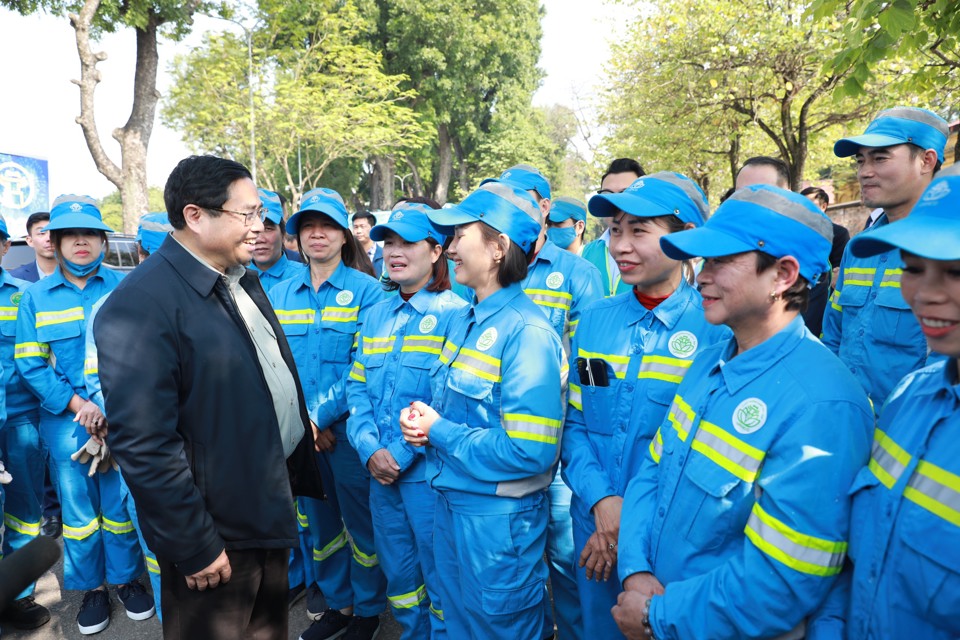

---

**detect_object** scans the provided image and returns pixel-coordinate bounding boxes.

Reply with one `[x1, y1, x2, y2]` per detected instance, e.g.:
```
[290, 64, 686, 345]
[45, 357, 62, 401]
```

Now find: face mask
[63, 252, 104, 277]
[547, 226, 577, 249]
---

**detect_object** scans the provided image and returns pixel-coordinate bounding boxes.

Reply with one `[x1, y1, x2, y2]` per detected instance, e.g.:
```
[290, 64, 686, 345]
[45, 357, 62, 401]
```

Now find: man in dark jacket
[94, 155, 323, 639]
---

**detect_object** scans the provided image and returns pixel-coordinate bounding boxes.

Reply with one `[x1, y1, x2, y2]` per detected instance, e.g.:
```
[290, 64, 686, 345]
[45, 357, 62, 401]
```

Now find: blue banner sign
[0, 152, 50, 238]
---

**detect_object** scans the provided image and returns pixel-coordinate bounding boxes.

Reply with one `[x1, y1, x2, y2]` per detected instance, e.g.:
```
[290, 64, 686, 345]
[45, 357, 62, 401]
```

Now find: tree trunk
[404, 156, 425, 198]
[369, 155, 396, 211]
[71, 0, 164, 233]
[453, 134, 469, 196]
[433, 123, 453, 205]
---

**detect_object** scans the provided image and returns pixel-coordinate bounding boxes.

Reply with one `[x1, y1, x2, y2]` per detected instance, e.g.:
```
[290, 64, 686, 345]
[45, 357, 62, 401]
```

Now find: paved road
[4, 542, 401, 640]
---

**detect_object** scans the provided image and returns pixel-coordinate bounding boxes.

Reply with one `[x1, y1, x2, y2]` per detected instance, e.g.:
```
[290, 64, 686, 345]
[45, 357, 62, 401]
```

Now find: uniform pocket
[582, 383, 618, 435]
[837, 284, 869, 309]
[895, 505, 960, 630]
[320, 324, 356, 363]
[873, 286, 915, 347]
[446, 367, 494, 401]
[481, 579, 545, 615]
[682, 458, 751, 550]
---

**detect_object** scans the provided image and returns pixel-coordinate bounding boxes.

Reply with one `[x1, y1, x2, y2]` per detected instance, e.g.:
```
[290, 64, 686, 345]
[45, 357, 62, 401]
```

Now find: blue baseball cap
[834, 107, 949, 163]
[136, 212, 173, 254]
[548, 197, 587, 224]
[287, 188, 349, 234]
[46, 194, 113, 233]
[370, 202, 446, 244]
[427, 182, 542, 252]
[588, 171, 709, 226]
[850, 164, 960, 260]
[258, 188, 284, 225]
[480, 164, 552, 202]
[0, 216, 8, 241]
[660, 184, 833, 284]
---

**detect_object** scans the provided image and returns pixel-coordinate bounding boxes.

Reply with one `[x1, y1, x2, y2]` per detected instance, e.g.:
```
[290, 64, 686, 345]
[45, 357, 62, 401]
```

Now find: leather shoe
[41, 516, 62, 539]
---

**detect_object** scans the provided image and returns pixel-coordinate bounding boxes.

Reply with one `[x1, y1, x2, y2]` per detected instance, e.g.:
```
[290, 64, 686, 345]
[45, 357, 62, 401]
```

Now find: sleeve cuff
[387, 441, 418, 472]
[428, 417, 459, 450]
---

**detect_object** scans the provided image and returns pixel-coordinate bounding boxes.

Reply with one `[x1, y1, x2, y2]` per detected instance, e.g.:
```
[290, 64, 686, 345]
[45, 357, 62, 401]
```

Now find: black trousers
[159, 548, 289, 640]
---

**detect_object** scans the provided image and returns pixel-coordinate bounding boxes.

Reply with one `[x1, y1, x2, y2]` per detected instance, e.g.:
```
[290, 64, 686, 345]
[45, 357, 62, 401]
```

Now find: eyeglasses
[204, 207, 267, 226]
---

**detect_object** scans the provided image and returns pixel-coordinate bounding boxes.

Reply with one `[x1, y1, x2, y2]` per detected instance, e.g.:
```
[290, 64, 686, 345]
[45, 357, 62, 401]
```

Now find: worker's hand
[622, 572, 665, 597]
[312, 421, 336, 452]
[579, 530, 616, 582]
[400, 401, 438, 447]
[73, 400, 107, 440]
[70, 437, 104, 476]
[612, 590, 654, 639]
[593, 495, 623, 556]
[367, 449, 400, 485]
[185, 550, 232, 591]
[0, 460, 12, 484]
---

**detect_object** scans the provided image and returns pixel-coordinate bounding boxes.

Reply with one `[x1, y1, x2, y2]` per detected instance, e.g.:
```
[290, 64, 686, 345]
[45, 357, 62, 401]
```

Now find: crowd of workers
[0, 104, 957, 640]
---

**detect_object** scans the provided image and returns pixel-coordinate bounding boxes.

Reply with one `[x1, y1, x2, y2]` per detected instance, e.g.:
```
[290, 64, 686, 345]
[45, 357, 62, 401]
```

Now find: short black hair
[25, 211, 50, 234]
[352, 211, 377, 226]
[601, 158, 645, 185]
[164, 155, 252, 230]
[800, 186, 829, 209]
[396, 196, 443, 209]
[739, 156, 791, 189]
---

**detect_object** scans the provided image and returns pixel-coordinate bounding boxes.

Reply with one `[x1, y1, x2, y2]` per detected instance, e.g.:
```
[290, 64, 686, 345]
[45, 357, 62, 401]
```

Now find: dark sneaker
[306, 584, 328, 621]
[117, 579, 155, 621]
[41, 516, 62, 539]
[77, 589, 110, 635]
[343, 615, 380, 640]
[299, 608, 352, 640]
[0, 596, 51, 629]
[289, 582, 306, 608]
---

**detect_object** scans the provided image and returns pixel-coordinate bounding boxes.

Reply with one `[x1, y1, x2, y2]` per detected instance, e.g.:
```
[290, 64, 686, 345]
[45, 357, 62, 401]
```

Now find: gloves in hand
[70, 437, 118, 477]
[0, 460, 11, 484]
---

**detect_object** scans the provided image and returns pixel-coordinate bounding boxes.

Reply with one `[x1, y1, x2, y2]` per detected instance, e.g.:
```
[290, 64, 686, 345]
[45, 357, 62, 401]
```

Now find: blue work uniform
[15, 267, 142, 591]
[582, 235, 631, 297]
[847, 360, 960, 639]
[251, 253, 306, 294]
[268, 262, 387, 617]
[524, 239, 603, 640]
[0, 271, 43, 600]
[83, 296, 161, 618]
[561, 280, 729, 637]
[822, 214, 931, 408]
[618, 317, 872, 639]
[426, 283, 563, 640]
[346, 288, 466, 638]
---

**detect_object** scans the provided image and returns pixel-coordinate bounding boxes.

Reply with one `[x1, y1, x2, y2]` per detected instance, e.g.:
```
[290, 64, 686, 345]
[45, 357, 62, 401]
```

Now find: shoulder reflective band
[568, 383, 582, 411]
[904, 460, 960, 527]
[349, 361, 366, 383]
[451, 348, 502, 383]
[649, 428, 664, 464]
[524, 288, 573, 311]
[502, 413, 561, 445]
[868, 428, 911, 489]
[668, 394, 694, 441]
[14, 342, 50, 359]
[690, 420, 765, 483]
[745, 503, 846, 577]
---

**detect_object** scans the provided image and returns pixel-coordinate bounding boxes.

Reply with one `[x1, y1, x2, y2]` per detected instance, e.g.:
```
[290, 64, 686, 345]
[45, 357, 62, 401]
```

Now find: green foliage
[99, 187, 164, 231]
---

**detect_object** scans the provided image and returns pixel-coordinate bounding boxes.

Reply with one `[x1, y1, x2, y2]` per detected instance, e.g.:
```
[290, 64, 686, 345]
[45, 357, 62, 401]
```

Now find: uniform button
[312, 354, 317, 360]
[885, 504, 892, 517]
[658, 507, 665, 517]
[679, 455, 685, 464]
[851, 367, 858, 374]
[871, 292, 877, 299]
[625, 384, 634, 392]
[858, 329, 864, 336]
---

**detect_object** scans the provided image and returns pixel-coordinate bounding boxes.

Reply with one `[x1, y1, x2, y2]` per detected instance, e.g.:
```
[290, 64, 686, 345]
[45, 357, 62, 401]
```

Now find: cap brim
[286, 208, 348, 234]
[547, 210, 574, 223]
[426, 208, 478, 234]
[262, 211, 283, 225]
[588, 192, 674, 218]
[850, 217, 960, 260]
[659, 227, 756, 261]
[45, 213, 113, 233]
[834, 133, 909, 158]
[370, 221, 430, 242]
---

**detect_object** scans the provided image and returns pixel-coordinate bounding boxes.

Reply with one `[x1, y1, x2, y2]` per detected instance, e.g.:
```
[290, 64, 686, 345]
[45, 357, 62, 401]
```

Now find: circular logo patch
[335, 290, 354, 306]
[476, 327, 498, 352]
[545, 272, 564, 289]
[668, 331, 698, 358]
[10, 292, 21, 306]
[733, 398, 768, 434]
[419, 314, 437, 333]
[391, 211, 405, 221]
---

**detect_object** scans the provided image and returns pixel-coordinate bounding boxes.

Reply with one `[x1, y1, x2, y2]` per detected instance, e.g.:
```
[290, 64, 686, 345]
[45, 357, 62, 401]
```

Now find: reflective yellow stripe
[569, 318, 580, 338]
[4, 513, 41, 536]
[349, 361, 366, 383]
[503, 413, 561, 445]
[903, 460, 960, 527]
[275, 309, 315, 325]
[429, 603, 444, 620]
[314, 527, 349, 562]
[868, 428, 911, 489]
[63, 517, 100, 540]
[362, 335, 396, 355]
[568, 383, 582, 411]
[829, 289, 842, 312]
[402, 335, 444, 355]
[843, 267, 876, 287]
[146, 555, 161, 574]
[577, 348, 629, 379]
[439, 340, 458, 364]
[297, 502, 309, 528]
[691, 420, 765, 483]
[388, 584, 427, 609]
[649, 428, 663, 464]
[350, 537, 379, 567]
[321, 306, 359, 323]
[524, 288, 573, 311]
[638, 355, 693, 384]
[879, 268, 902, 288]
[101, 516, 135, 535]
[745, 503, 846, 577]
[14, 342, 50, 359]
[36, 306, 84, 327]
[84, 355, 98, 377]
[667, 395, 694, 441]
[0, 306, 17, 321]
[451, 348, 502, 382]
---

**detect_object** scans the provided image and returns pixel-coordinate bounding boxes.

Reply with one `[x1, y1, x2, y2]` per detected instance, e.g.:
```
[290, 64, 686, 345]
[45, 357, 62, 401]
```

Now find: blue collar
[297, 260, 348, 292]
[532, 240, 561, 266]
[389, 287, 436, 315]
[471, 283, 524, 325]
[254, 254, 290, 278]
[714, 315, 807, 395]
[626, 278, 698, 330]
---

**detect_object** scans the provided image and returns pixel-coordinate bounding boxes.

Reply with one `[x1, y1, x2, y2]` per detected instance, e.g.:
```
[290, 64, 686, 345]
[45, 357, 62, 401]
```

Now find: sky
[0, 1, 629, 233]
